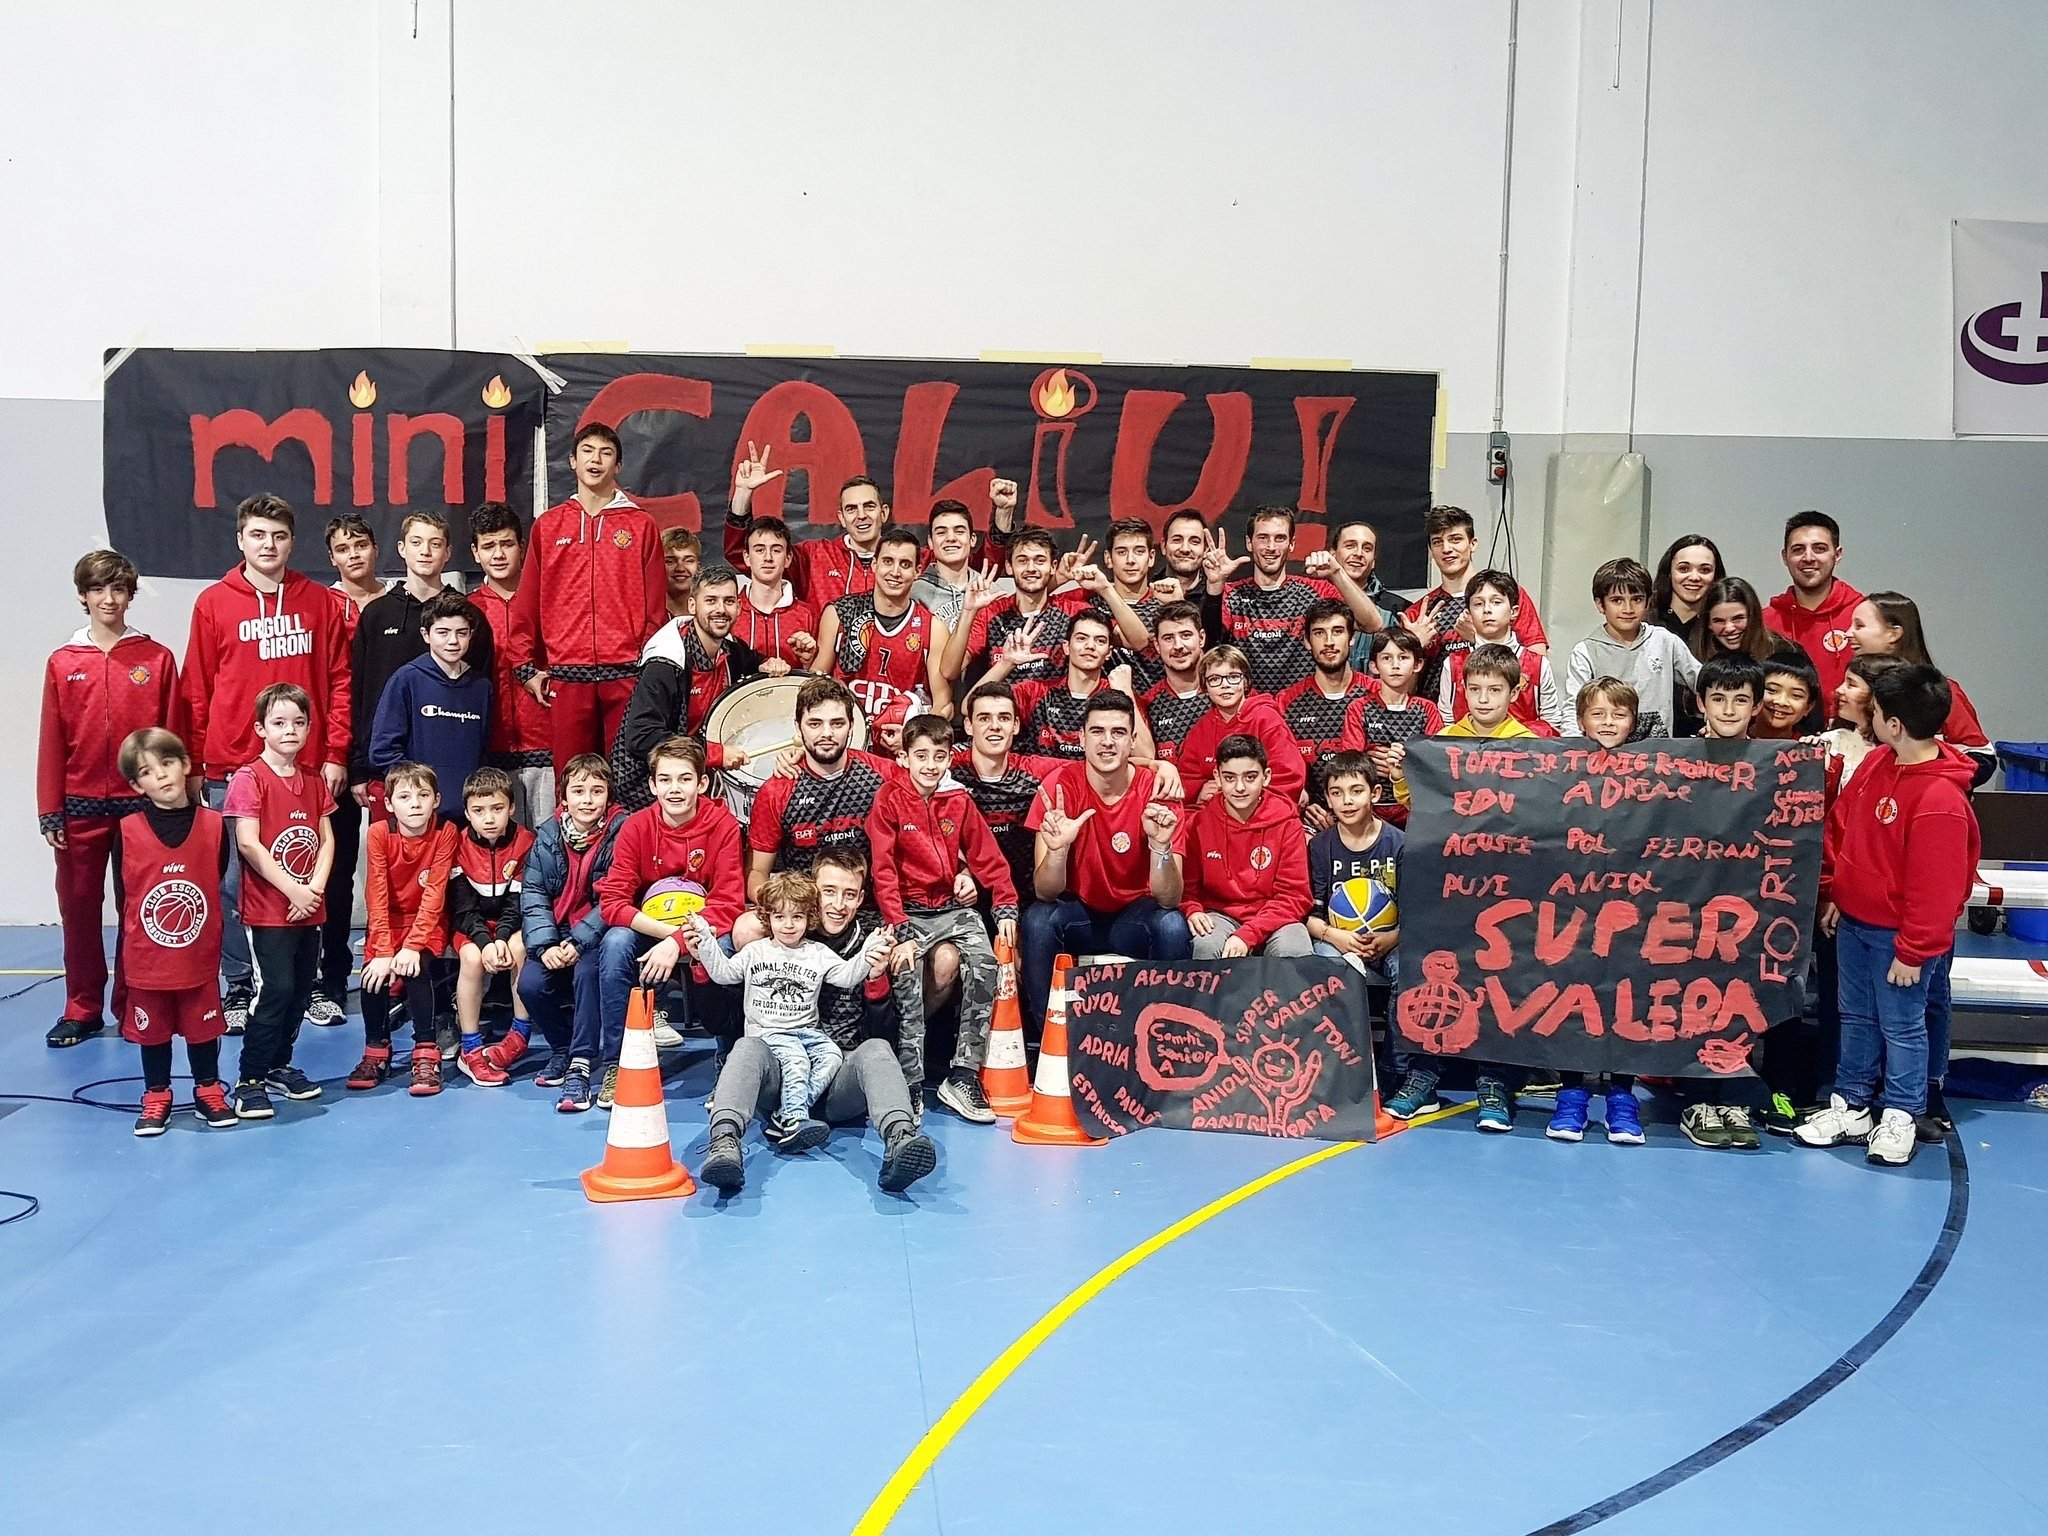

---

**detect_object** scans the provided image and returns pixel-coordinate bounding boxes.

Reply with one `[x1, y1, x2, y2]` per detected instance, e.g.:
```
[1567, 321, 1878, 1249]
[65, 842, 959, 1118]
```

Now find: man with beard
[1020, 692, 1189, 1031]
[1201, 506, 1386, 694]
[815, 528, 952, 723]
[1160, 508, 1214, 595]
[1137, 600, 1213, 765]
[1765, 511, 1863, 701]
[610, 565, 785, 810]
[1275, 599, 1378, 825]
[724, 444, 891, 608]
[733, 516, 820, 669]
[746, 677, 892, 892]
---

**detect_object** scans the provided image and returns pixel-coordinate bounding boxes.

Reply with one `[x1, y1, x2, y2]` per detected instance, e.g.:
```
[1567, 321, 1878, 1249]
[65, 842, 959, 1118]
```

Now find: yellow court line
[851, 1101, 1473, 1534]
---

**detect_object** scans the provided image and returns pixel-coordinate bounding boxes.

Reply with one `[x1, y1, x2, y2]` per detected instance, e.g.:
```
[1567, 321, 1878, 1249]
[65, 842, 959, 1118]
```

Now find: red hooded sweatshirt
[181, 567, 353, 780]
[1177, 695, 1307, 804]
[596, 798, 746, 933]
[38, 629, 183, 829]
[505, 492, 666, 679]
[866, 772, 1018, 926]
[1765, 578, 1863, 701]
[1181, 788, 1313, 948]
[1822, 741, 1979, 965]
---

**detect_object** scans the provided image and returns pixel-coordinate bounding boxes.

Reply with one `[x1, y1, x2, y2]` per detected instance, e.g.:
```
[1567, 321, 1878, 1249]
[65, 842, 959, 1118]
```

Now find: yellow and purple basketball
[641, 877, 707, 925]
[1329, 874, 1398, 935]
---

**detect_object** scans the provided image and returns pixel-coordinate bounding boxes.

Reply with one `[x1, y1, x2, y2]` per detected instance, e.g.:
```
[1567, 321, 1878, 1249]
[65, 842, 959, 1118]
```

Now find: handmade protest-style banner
[1396, 739, 1826, 1077]
[104, 348, 546, 578]
[542, 353, 1437, 586]
[1065, 956, 1378, 1142]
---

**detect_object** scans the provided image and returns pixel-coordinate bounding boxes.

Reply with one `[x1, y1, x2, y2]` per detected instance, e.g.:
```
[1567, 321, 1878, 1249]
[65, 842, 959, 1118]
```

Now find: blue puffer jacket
[519, 806, 626, 953]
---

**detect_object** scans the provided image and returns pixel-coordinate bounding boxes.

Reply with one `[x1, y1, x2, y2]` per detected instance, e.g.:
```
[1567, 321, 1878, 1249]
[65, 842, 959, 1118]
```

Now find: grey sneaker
[264, 1064, 322, 1102]
[936, 1069, 996, 1124]
[305, 990, 346, 1027]
[436, 1022, 459, 1061]
[1866, 1107, 1917, 1166]
[879, 1125, 938, 1193]
[1794, 1093, 1875, 1148]
[700, 1129, 745, 1195]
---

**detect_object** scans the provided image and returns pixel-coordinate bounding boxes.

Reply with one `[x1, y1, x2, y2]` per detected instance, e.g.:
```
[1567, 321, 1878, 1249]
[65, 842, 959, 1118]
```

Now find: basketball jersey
[1277, 673, 1375, 782]
[120, 807, 225, 990]
[1012, 679, 1098, 758]
[1219, 575, 1341, 694]
[1141, 680, 1211, 764]
[832, 595, 933, 721]
[226, 758, 332, 926]
[748, 752, 891, 874]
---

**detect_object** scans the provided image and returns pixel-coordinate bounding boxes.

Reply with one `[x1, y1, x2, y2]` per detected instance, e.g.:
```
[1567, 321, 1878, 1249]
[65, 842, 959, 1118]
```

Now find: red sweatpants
[53, 816, 127, 1023]
[547, 677, 636, 780]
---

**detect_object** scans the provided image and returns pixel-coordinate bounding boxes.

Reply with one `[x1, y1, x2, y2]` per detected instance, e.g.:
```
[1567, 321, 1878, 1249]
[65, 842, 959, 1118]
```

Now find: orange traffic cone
[982, 936, 1033, 1118]
[581, 988, 696, 1202]
[1373, 1088, 1409, 1140]
[1012, 953, 1106, 1146]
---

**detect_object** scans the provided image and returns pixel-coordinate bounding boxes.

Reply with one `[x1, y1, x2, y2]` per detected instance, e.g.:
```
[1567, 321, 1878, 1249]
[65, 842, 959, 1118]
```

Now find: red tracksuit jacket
[38, 629, 182, 831]
[1821, 741, 1979, 966]
[469, 583, 553, 759]
[182, 567, 353, 780]
[505, 493, 666, 677]
[595, 800, 746, 933]
[1180, 788, 1313, 948]
[364, 822, 458, 960]
[1177, 696, 1308, 804]
[866, 774, 1019, 926]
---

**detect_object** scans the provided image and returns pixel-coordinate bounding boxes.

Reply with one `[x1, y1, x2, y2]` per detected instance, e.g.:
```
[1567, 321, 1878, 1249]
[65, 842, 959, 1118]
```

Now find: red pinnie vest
[120, 808, 226, 990]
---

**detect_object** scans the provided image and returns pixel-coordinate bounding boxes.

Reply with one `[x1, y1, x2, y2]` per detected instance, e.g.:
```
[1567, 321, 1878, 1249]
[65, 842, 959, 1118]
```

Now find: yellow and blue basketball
[641, 877, 707, 925]
[1329, 874, 1398, 935]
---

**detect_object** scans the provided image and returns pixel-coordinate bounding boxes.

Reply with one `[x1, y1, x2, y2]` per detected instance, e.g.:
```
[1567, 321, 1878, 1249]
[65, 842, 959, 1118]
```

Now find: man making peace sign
[1020, 690, 1189, 1032]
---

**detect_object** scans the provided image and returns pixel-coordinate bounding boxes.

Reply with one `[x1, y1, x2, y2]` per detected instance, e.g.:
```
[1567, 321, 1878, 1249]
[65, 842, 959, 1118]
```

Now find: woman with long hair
[1848, 591, 1992, 757]
[1694, 577, 1802, 665]
[1651, 534, 1723, 636]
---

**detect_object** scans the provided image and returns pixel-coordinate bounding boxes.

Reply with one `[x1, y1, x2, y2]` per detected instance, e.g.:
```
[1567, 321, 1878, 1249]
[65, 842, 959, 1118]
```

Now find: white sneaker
[1794, 1093, 1875, 1147]
[1866, 1107, 1917, 1166]
[652, 1023, 685, 1050]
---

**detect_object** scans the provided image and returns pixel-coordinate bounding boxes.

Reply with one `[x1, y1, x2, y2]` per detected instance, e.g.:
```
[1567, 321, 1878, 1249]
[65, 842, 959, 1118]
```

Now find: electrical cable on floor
[0, 974, 61, 1003]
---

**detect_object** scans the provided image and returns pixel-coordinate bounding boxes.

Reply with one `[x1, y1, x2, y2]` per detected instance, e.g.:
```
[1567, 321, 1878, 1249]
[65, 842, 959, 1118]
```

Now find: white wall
[2, 0, 2045, 922]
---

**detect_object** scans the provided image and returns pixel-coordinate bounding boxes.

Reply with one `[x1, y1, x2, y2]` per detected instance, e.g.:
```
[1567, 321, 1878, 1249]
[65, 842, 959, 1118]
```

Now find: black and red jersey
[1009, 678, 1105, 759]
[747, 751, 891, 874]
[964, 591, 1093, 684]
[119, 806, 225, 991]
[1276, 672, 1376, 782]
[449, 823, 535, 944]
[952, 746, 1060, 898]
[1214, 575, 1342, 695]
[831, 596, 935, 721]
[1140, 680, 1211, 764]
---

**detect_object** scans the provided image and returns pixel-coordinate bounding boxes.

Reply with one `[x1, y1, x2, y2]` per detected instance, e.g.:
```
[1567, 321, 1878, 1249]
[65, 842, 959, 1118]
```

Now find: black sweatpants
[361, 972, 439, 1051]
[243, 926, 320, 1082]
[318, 797, 364, 1000]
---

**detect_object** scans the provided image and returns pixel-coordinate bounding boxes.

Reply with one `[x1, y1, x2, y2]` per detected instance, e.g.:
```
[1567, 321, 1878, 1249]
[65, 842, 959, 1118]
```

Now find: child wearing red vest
[348, 763, 459, 1097]
[223, 683, 336, 1121]
[115, 729, 236, 1136]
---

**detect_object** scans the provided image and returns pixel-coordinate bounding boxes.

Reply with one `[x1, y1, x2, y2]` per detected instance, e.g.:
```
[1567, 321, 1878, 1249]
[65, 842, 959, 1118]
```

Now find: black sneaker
[222, 992, 251, 1036]
[265, 1064, 322, 1102]
[133, 1087, 174, 1137]
[879, 1125, 938, 1193]
[232, 1079, 275, 1120]
[1681, 1102, 1732, 1149]
[936, 1069, 996, 1124]
[305, 989, 346, 1027]
[46, 1016, 105, 1048]
[782, 1117, 830, 1153]
[1918, 1084, 1953, 1144]
[1721, 1105, 1761, 1150]
[701, 1128, 746, 1195]
[1763, 1093, 1801, 1137]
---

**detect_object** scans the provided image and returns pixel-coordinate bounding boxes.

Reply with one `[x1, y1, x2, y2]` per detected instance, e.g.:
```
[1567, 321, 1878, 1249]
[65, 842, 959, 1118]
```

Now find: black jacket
[608, 626, 765, 810]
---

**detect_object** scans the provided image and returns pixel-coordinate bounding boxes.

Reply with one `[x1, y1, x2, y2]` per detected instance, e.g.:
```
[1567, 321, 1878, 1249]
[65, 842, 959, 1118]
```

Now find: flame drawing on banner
[481, 375, 512, 409]
[348, 371, 377, 409]
[1027, 366, 1096, 528]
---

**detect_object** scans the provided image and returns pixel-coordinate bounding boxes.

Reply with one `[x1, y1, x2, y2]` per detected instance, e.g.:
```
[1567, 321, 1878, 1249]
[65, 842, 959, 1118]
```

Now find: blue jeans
[1020, 896, 1190, 1031]
[519, 950, 599, 1056]
[1925, 952, 1953, 1087]
[204, 778, 252, 993]
[594, 926, 738, 1064]
[763, 1027, 843, 1121]
[1834, 915, 1933, 1118]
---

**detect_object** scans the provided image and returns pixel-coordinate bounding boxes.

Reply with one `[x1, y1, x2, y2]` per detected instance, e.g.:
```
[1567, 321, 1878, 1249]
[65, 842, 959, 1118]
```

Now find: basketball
[640, 877, 707, 925]
[1328, 873, 1398, 935]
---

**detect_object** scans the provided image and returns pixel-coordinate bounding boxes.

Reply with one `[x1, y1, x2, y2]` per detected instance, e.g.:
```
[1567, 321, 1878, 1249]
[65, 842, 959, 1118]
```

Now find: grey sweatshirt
[1565, 626, 1701, 737]
[690, 930, 885, 1037]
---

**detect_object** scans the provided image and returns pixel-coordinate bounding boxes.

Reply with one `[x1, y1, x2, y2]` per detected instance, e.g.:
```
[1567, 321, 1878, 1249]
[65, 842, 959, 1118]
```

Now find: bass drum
[703, 672, 869, 826]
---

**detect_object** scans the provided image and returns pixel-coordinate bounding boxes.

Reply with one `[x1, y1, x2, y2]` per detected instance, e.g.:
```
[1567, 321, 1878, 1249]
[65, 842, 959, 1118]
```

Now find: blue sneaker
[1475, 1077, 1515, 1133]
[1605, 1090, 1646, 1145]
[1383, 1070, 1442, 1120]
[1545, 1086, 1590, 1142]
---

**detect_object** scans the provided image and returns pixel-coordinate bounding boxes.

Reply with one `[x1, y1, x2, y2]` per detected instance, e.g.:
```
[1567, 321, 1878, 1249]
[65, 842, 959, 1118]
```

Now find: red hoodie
[1177, 696, 1307, 804]
[181, 567, 352, 780]
[866, 773, 1018, 925]
[38, 629, 182, 828]
[1181, 788, 1313, 948]
[596, 798, 746, 932]
[1823, 741, 1979, 965]
[1765, 578, 1863, 701]
[505, 492, 666, 679]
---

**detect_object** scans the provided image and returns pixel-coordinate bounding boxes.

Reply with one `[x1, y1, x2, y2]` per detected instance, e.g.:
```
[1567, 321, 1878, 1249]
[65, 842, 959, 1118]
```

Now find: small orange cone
[581, 988, 696, 1202]
[1373, 1089, 1408, 1140]
[1012, 953, 1106, 1147]
[981, 936, 1033, 1118]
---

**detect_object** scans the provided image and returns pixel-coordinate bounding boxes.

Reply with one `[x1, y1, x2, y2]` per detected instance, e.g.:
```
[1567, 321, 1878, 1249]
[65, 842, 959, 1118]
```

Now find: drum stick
[740, 736, 797, 760]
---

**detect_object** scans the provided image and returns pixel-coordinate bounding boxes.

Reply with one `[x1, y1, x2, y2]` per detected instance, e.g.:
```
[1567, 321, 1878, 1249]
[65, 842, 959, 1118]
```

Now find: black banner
[1065, 956, 1379, 1142]
[104, 348, 545, 578]
[542, 354, 1436, 586]
[1395, 740, 1826, 1077]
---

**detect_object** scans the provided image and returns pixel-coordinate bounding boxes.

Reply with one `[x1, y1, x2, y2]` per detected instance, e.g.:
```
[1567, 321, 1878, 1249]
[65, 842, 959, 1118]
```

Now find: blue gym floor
[4, 925, 2046, 1536]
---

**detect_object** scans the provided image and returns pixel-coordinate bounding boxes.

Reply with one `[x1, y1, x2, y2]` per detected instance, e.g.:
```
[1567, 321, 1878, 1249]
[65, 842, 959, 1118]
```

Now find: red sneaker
[347, 1046, 392, 1091]
[408, 1046, 443, 1097]
[481, 1031, 528, 1074]
[192, 1081, 238, 1128]
[133, 1087, 174, 1137]
[458, 1048, 509, 1087]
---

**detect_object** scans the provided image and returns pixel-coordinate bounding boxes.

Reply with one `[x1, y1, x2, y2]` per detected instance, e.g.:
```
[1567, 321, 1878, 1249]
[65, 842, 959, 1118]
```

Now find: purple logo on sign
[1960, 270, 2048, 385]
